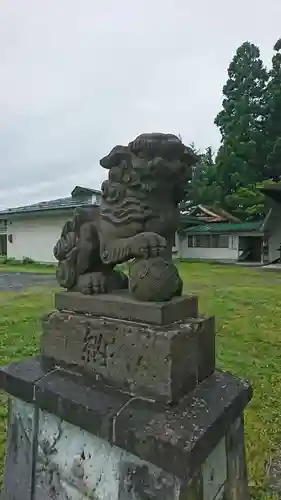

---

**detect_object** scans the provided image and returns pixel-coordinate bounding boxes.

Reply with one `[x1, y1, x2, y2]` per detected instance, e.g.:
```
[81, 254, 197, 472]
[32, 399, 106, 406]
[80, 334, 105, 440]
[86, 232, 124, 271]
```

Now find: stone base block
[54, 291, 198, 325]
[41, 310, 215, 404]
[0, 357, 252, 500]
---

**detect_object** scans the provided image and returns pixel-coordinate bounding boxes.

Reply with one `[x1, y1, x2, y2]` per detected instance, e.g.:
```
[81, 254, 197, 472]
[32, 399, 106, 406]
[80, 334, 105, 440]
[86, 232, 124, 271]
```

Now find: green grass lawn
[0, 261, 280, 498]
[0, 263, 55, 273]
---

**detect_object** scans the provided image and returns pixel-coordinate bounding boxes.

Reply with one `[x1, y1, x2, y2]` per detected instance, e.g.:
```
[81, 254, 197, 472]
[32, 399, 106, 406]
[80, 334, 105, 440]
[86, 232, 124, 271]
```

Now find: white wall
[7, 213, 70, 263]
[179, 235, 239, 261]
[6, 216, 244, 264]
[172, 232, 180, 258]
[266, 203, 281, 262]
[0, 220, 7, 235]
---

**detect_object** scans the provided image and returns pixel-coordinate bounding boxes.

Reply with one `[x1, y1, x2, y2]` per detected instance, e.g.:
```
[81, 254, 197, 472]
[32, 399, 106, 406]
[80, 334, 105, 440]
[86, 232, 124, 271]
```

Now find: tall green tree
[264, 39, 281, 180]
[186, 146, 222, 208]
[224, 179, 277, 220]
[215, 42, 269, 197]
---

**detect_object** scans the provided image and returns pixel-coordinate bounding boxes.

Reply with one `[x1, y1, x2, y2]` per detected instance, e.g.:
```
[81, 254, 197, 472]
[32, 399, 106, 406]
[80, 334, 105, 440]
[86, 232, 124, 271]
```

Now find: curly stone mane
[99, 133, 196, 228]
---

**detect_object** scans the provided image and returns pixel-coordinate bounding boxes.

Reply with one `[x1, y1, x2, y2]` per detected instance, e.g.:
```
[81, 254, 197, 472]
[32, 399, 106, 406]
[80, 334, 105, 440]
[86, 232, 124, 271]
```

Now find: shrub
[22, 256, 35, 265]
[0, 256, 7, 264]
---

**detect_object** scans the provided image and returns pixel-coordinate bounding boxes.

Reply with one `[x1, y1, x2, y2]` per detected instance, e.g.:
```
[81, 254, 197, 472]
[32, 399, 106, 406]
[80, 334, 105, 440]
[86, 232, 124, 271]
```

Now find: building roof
[189, 204, 241, 223]
[179, 215, 208, 230]
[183, 221, 263, 234]
[179, 204, 241, 232]
[201, 205, 241, 223]
[181, 204, 241, 224]
[0, 185, 101, 217]
[71, 186, 100, 197]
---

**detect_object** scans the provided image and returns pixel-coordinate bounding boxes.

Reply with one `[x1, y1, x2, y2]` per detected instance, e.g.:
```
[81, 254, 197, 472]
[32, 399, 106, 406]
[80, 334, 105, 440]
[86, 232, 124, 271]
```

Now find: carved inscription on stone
[81, 324, 108, 367]
[42, 310, 212, 403]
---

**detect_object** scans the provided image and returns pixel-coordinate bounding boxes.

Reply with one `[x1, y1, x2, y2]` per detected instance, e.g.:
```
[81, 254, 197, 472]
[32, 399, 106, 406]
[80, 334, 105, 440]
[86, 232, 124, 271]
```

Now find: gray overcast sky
[0, 0, 281, 208]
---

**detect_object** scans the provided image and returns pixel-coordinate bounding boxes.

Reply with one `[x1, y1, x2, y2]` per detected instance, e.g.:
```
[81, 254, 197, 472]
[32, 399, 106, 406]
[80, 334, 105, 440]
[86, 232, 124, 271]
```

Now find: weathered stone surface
[114, 370, 252, 481]
[34, 408, 181, 500]
[1, 398, 35, 500]
[41, 310, 211, 403]
[53, 133, 198, 302]
[202, 437, 227, 500]
[35, 368, 131, 441]
[1, 396, 182, 500]
[118, 461, 179, 499]
[0, 355, 48, 403]
[224, 416, 250, 499]
[54, 290, 198, 325]
[128, 257, 183, 302]
[188, 315, 215, 383]
[1, 393, 252, 500]
[0, 357, 252, 485]
[1, 392, 252, 499]
[179, 473, 203, 500]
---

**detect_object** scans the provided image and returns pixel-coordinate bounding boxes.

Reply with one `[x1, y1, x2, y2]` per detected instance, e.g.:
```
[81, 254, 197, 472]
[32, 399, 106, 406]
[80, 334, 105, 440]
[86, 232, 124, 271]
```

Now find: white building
[175, 221, 265, 263]
[1, 186, 281, 266]
[0, 186, 101, 263]
[175, 193, 281, 264]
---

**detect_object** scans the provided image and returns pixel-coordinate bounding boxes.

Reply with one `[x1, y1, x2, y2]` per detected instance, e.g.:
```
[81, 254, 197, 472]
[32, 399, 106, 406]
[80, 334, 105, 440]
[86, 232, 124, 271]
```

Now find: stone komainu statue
[53, 133, 198, 301]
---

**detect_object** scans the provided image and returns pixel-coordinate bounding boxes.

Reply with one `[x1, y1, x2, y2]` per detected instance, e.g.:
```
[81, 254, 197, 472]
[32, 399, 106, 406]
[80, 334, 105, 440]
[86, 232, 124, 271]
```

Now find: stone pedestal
[41, 292, 211, 404]
[0, 291, 252, 500]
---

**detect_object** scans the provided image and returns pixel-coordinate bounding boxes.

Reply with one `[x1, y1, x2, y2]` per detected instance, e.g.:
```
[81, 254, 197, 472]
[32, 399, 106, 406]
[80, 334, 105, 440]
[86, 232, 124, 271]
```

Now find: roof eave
[0, 202, 99, 217]
[182, 221, 264, 235]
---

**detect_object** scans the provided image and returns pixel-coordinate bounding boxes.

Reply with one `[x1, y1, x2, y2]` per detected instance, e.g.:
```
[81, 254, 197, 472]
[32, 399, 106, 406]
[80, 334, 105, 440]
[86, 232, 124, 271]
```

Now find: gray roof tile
[0, 195, 100, 216]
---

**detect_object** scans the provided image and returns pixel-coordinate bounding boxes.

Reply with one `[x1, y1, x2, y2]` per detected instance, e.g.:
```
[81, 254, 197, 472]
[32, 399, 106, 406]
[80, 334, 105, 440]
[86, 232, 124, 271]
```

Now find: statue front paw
[76, 272, 107, 294]
[130, 232, 166, 259]
[75, 269, 128, 295]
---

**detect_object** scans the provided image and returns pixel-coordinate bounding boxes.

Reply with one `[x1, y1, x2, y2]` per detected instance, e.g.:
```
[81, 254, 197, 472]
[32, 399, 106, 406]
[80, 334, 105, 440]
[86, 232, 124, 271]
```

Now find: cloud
[0, 0, 280, 208]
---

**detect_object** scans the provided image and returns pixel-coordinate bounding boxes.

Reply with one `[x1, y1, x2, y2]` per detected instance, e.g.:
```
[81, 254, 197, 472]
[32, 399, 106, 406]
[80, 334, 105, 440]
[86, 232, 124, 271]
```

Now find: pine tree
[264, 39, 281, 180]
[224, 179, 275, 220]
[215, 42, 269, 197]
[187, 146, 222, 208]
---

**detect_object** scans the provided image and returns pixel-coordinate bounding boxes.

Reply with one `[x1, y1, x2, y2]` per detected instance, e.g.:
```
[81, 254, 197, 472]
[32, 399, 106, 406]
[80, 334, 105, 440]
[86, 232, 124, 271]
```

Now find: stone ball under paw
[129, 257, 182, 302]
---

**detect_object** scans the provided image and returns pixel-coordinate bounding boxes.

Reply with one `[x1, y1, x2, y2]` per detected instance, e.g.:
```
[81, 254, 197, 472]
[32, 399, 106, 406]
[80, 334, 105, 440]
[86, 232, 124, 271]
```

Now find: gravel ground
[0, 272, 57, 291]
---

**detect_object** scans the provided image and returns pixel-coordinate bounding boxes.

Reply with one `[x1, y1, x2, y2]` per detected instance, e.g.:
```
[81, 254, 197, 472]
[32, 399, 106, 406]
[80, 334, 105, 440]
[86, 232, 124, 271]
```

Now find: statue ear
[182, 146, 200, 166]
[100, 145, 129, 169]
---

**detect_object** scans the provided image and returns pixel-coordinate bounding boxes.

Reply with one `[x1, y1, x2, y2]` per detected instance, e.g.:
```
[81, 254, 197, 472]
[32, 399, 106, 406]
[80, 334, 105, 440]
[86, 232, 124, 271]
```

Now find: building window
[187, 233, 230, 249]
[209, 235, 229, 248]
[195, 235, 210, 248]
[217, 235, 229, 248]
[0, 235, 7, 255]
[188, 235, 194, 247]
[210, 235, 219, 248]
